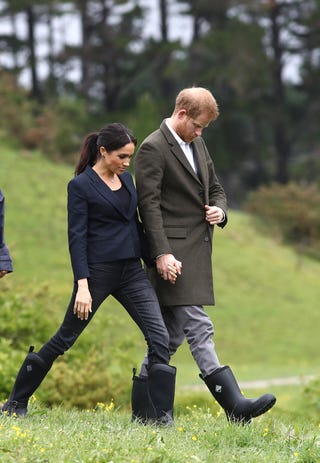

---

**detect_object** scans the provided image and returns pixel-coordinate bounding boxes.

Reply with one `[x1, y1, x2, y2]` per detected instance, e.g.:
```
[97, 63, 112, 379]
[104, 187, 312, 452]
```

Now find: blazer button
[204, 236, 209, 242]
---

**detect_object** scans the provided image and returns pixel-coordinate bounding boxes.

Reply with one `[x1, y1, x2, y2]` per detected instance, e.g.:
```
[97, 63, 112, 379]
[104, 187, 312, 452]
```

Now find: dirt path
[181, 374, 316, 391]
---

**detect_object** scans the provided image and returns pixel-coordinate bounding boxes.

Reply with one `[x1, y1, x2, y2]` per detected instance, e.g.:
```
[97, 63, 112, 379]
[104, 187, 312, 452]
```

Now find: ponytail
[74, 132, 99, 176]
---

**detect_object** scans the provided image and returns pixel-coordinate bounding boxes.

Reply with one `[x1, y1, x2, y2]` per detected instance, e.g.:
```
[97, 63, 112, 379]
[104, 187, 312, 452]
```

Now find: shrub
[291, 376, 320, 422]
[0, 285, 53, 349]
[244, 182, 320, 259]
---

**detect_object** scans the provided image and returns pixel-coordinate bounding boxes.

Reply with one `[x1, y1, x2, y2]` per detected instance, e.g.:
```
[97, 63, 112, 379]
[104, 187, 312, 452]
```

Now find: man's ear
[177, 109, 187, 119]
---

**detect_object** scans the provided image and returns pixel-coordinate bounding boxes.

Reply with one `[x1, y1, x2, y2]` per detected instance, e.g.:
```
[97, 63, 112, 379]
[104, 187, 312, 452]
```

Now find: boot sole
[229, 396, 277, 423]
[250, 396, 277, 418]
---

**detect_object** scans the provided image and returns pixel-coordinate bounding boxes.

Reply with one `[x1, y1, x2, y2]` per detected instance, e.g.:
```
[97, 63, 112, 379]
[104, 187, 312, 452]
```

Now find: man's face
[176, 110, 212, 143]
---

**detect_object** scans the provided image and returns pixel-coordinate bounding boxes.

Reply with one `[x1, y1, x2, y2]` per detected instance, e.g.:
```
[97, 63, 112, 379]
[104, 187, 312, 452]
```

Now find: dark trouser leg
[114, 259, 170, 368]
[200, 366, 276, 423]
[114, 260, 176, 423]
[2, 269, 112, 416]
[38, 277, 110, 365]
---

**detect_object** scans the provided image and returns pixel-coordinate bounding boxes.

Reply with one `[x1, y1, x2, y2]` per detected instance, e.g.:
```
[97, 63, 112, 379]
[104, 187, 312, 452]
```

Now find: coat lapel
[160, 121, 202, 185]
[192, 139, 208, 187]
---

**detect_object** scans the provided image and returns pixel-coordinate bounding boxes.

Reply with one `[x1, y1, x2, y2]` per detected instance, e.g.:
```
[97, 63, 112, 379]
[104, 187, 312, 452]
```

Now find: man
[0, 189, 13, 278]
[132, 87, 276, 423]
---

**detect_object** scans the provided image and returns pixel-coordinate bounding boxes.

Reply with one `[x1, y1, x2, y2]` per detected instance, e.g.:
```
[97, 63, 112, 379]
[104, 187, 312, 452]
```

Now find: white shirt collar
[165, 119, 187, 147]
[165, 119, 197, 173]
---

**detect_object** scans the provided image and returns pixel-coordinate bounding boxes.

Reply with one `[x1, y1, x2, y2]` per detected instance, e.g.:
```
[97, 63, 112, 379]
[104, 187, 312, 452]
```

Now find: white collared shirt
[165, 119, 197, 173]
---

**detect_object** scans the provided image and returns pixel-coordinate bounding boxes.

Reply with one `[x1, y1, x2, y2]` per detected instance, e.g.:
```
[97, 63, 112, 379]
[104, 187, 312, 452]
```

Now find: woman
[0, 189, 13, 278]
[2, 123, 176, 424]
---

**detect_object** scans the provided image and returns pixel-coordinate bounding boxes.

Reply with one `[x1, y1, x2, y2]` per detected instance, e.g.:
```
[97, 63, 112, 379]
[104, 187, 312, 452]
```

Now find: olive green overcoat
[134, 120, 227, 306]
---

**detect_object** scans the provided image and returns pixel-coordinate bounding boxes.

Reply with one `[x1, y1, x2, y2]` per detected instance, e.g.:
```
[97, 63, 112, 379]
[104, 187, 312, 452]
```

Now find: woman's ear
[99, 146, 107, 157]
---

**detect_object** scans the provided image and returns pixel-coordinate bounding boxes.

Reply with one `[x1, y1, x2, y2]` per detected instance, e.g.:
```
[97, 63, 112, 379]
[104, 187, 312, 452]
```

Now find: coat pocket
[164, 226, 187, 239]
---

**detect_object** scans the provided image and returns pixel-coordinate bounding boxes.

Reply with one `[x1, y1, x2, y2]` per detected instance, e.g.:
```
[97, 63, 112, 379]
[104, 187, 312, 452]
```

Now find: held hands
[156, 254, 182, 285]
[205, 205, 224, 225]
[74, 279, 92, 320]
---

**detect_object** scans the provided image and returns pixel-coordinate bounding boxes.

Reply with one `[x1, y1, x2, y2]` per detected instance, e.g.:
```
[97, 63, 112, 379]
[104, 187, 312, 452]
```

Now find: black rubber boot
[1, 346, 52, 417]
[201, 365, 276, 423]
[147, 363, 176, 425]
[131, 364, 176, 425]
[131, 369, 154, 423]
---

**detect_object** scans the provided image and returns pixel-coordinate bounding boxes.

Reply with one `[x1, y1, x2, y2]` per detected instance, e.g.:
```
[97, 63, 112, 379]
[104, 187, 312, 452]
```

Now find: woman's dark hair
[75, 123, 137, 175]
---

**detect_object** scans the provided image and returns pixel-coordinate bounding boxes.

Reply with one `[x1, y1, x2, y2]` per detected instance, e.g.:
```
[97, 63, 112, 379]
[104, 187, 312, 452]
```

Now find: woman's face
[100, 142, 135, 175]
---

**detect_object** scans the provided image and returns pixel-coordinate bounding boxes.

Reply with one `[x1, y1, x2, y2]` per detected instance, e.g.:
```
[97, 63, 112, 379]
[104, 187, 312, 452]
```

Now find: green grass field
[0, 143, 319, 462]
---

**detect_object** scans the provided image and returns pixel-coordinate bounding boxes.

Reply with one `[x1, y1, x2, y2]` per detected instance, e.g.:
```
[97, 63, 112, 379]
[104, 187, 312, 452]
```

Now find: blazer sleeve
[0, 190, 13, 272]
[67, 179, 90, 281]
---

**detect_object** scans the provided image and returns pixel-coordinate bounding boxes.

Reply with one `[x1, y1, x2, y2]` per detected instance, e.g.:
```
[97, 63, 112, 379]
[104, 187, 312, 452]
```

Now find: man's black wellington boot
[201, 365, 276, 423]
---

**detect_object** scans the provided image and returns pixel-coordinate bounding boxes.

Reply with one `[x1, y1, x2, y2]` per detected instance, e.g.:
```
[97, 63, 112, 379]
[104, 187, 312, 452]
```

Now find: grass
[0, 143, 320, 462]
[0, 398, 319, 463]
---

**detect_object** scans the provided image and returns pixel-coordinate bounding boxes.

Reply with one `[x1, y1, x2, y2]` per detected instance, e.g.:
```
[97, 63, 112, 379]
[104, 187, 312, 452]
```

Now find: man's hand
[156, 254, 182, 284]
[204, 205, 224, 225]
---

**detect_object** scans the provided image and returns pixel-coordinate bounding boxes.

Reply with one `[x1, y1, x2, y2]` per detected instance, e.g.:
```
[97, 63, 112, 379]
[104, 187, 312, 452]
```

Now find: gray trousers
[140, 305, 221, 377]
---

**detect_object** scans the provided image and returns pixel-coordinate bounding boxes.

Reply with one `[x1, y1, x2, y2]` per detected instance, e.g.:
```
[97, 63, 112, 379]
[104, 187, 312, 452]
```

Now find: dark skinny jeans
[38, 259, 169, 369]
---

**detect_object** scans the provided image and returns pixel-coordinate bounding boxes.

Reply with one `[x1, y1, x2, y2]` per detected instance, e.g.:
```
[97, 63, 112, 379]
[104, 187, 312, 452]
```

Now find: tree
[234, 0, 320, 185]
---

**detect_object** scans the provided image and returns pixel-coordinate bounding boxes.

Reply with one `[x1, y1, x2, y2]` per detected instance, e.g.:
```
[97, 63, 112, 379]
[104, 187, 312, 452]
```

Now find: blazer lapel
[119, 172, 137, 219]
[84, 166, 135, 220]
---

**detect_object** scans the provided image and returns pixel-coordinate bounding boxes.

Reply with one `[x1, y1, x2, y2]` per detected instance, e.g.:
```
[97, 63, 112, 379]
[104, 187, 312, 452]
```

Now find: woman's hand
[74, 279, 92, 320]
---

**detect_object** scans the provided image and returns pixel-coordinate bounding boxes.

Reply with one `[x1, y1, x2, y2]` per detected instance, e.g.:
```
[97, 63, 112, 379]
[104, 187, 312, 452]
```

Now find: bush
[244, 182, 320, 259]
[0, 285, 53, 349]
[0, 71, 40, 148]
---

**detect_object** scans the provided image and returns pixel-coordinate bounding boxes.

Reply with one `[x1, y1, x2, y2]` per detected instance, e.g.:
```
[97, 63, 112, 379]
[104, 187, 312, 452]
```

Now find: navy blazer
[0, 189, 13, 272]
[68, 166, 146, 281]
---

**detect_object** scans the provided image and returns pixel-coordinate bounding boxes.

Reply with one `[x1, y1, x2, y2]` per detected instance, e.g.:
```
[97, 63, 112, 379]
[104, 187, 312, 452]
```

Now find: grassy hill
[1, 143, 319, 408]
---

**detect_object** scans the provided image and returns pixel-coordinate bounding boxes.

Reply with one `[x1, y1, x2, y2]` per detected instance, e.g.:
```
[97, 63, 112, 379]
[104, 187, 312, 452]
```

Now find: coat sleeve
[202, 141, 228, 228]
[0, 190, 13, 272]
[67, 179, 90, 281]
[134, 140, 172, 259]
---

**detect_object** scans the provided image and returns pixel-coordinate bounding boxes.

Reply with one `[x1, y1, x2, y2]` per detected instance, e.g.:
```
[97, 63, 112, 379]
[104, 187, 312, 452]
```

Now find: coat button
[204, 236, 209, 242]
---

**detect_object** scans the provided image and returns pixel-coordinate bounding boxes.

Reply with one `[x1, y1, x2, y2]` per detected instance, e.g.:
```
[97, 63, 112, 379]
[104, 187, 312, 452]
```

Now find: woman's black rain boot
[131, 368, 154, 423]
[1, 346, 52, 417]
[131, 364, 176, 425]
[146, 363, 176, 425]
